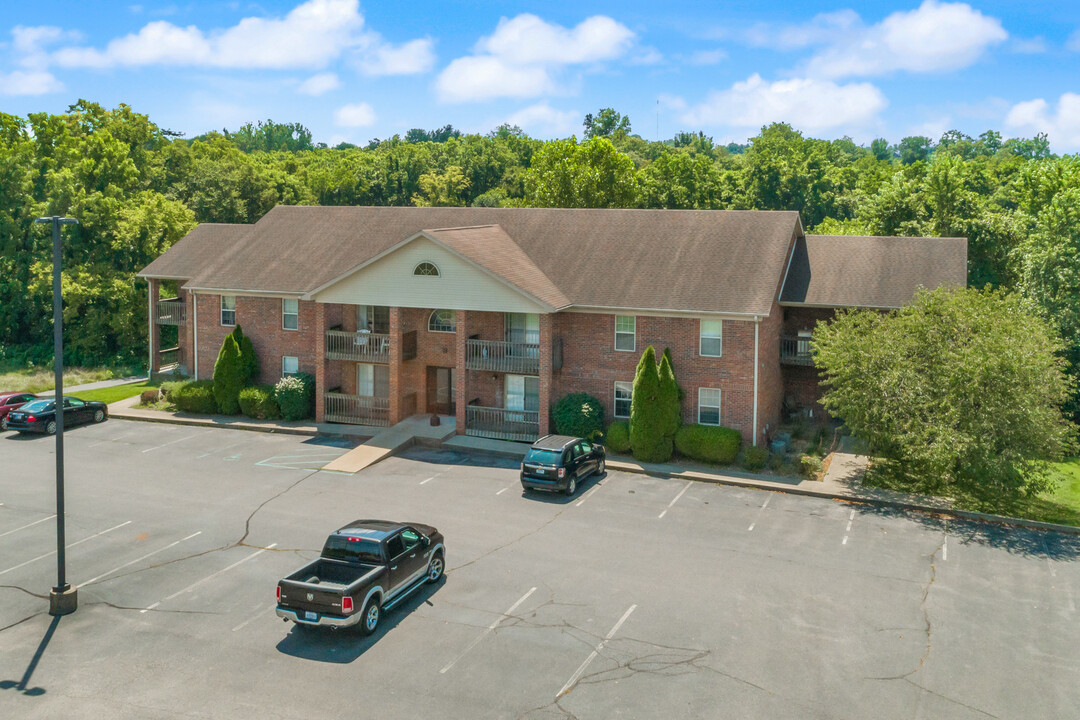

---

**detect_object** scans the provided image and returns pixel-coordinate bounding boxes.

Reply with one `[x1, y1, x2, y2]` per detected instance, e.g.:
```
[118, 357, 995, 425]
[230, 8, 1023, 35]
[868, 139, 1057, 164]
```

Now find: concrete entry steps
[321, 415, 459, 473]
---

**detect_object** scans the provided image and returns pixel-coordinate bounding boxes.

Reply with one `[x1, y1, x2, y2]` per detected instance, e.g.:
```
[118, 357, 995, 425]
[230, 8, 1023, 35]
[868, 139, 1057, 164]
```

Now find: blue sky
[2, 1, 1079, 149]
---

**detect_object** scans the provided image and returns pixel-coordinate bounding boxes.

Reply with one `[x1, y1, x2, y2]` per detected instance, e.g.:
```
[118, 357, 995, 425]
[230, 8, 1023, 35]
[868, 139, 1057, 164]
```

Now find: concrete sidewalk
[40, 375, 146, 397]
[322, 415, 458, 473]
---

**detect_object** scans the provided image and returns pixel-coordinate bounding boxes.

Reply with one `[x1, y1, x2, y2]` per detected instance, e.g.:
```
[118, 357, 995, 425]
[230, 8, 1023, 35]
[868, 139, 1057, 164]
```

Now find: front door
[426, 366, 456, 415]
[385, 528, 427, 597]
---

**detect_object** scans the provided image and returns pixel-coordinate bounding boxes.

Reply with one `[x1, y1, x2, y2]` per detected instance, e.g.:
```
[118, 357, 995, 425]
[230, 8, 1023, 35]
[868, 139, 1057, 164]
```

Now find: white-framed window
[413, 261, 440, 277]
[614, 381, 633, 418]
[699, 319, 722, 357]
[615, 315, 636, 352]
[220, 296, 236, 326]
[282, 298, 299, 331]
[698, 387, 721, 425]
[429, 309, 456, 333]
[282, 356, 299, 377]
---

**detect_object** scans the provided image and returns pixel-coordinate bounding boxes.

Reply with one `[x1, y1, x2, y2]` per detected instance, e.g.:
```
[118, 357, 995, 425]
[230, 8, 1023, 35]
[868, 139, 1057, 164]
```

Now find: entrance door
[426, 366, 456, 415]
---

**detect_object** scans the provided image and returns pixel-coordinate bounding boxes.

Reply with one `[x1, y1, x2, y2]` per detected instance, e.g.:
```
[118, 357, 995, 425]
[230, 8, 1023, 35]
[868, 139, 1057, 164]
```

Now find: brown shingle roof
[137, 223, 252, 281]
[780, 234, 968, 308]
[423, 225, 571, 309]
[141, 206, 804, 316]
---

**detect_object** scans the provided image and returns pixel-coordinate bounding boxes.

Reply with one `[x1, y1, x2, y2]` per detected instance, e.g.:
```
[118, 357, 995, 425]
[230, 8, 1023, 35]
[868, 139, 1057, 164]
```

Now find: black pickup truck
[276, 520, 444, 634]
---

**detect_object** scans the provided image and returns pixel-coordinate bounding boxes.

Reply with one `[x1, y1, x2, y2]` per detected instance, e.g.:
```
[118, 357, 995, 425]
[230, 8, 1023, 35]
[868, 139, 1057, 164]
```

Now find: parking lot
[1, 419, 1079, 719]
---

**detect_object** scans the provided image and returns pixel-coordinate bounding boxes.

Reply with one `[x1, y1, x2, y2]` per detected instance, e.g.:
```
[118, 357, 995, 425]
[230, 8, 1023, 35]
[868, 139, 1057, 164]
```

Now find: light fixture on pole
[34, 215, 79, 616]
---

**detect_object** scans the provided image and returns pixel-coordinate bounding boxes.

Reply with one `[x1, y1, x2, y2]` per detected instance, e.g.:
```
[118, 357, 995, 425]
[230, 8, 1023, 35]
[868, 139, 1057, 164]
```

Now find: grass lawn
[0, 366, 141, 394]
[74, 380, 159, 406]
[865, 458, 1080, 526]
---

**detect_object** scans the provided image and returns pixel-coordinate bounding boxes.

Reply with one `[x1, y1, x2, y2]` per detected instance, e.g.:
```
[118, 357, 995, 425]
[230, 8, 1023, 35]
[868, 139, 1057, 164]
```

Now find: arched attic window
[414, 261, 440, 277]
[428, 309, 456, 333]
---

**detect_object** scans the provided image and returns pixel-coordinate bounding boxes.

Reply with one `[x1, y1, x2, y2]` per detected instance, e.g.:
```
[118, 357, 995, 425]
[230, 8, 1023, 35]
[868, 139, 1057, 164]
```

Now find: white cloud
[658, 93, 687, 111]
[297, 72, 340, 95]
[357, 38, 435, 76]
[476, 14, 633, 65]
[682, 74, 887, 132]
[0, 70, 64, 95]
[334, 102, 376, 127]
[688, 49, 726, 66]
[796, 1, 1007, 78]
[1010, 37, 1047, 54]
[745, 10, 860, 49]
[437, 55, 556, 103]
[503, 102, 579, 137]
[1068, 29, 1080, 52]
[436, 14, 634, 103]
[1005, 93, 1080, 151]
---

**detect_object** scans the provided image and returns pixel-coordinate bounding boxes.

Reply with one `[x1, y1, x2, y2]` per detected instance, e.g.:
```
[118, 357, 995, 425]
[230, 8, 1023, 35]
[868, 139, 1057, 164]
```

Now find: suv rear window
[321, 535, 383, 564]
[525, 448, 562, 465]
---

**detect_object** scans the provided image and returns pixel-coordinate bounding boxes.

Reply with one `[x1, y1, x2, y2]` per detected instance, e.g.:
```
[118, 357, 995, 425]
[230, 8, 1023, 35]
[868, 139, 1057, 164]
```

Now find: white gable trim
[304, 231, 558, 312]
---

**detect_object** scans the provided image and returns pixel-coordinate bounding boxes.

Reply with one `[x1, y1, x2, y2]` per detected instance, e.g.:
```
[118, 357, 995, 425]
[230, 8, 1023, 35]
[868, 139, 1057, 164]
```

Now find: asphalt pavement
[0, 420, 1077, 719]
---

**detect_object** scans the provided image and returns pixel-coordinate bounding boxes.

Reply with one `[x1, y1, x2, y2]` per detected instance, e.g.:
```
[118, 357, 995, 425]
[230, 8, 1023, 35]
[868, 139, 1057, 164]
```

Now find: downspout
[193, 293, 199, 379]
[752, 317, 760, 447]
[147, 283, 154, 377]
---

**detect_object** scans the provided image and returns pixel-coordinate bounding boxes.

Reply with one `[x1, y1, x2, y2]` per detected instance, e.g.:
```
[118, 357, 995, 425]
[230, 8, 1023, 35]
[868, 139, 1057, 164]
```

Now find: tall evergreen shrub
[213, 334, 244, 414]
[629, 346, 672, 462]
[658, 350, 682, 440]
[231, 325, 259, 384]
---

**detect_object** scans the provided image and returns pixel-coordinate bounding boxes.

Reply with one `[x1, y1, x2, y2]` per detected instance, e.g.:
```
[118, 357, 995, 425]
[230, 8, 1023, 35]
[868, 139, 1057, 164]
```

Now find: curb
[603, 459, 1080, 537]
[112, 412, 319, 436]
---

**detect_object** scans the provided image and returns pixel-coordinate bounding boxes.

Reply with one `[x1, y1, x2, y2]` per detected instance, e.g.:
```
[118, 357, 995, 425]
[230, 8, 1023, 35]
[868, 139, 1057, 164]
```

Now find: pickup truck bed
[285, 558, 379, 587]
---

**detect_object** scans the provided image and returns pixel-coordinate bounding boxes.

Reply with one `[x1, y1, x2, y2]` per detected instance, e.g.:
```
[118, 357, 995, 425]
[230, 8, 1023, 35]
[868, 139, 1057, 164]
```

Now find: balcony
[324, 391, 390, 427]
[780, 336, 814, 367]
[326, 330, 390, 363]
[465, 338, 540, 375]
[465, 405, 539, 442]
[155, 299, 185, 326]
[159, 346, 179, 370]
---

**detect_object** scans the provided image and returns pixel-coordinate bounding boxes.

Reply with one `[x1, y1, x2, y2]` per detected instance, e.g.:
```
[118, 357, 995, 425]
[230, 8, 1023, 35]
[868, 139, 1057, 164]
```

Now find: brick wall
[552, 312, 761, 443]
[756, 300, 784, 443]
[193, 294, 320, 384]
[780, 306, 840, 423]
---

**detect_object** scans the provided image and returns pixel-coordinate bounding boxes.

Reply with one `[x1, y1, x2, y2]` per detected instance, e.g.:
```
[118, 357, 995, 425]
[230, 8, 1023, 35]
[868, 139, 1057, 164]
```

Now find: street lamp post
[34, 215, 79, 616]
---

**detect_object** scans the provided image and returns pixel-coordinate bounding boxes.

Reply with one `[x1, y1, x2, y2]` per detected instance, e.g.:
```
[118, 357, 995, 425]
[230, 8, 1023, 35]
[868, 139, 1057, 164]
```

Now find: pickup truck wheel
[564, 476, 577, 496]
[359, 597, 380, 636]
[427, 553, 444, 583]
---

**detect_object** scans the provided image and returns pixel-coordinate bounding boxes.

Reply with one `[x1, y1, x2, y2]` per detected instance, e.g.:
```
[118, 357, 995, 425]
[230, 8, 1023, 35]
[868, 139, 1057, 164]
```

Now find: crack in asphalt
[449, 508, 569, 573]
[0, 584, 49, 599]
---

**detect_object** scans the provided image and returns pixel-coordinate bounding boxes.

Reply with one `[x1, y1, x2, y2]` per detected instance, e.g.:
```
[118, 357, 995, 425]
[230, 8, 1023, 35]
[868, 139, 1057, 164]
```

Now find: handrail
[465, 338, 540, 374]
[779, 336, 814, 366]
[325, 330, 391, 363]
[465, 405, 539, 442]
[324, 392, 390, 427]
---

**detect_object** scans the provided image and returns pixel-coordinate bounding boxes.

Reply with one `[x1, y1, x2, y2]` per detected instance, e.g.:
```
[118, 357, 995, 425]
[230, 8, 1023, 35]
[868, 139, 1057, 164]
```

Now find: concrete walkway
[321, 415, 457, 473]
[40, 375, 146, 397]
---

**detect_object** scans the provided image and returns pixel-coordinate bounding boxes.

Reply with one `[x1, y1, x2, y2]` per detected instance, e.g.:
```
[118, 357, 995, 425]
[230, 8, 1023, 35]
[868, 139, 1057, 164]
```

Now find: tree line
[0, 101, 1076, 419]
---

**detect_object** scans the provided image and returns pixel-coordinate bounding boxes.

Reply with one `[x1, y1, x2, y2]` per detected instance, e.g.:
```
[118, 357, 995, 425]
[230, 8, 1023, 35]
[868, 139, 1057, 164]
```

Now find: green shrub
[275, 372, 314, 421]
[674, 424, 742, 464]
[232, 325, 259, 384]
[213, 334, 244, 414]
[799, 454, 823, 480]
[658, 350, 682, 439]
[768, 453, 785, 472]
[742, 446, 768, 472]
[139, 388, 159, 404]
[552, 393, 605, 441]
[159, 380, 185, 401]
[172, 380, 218, 414]
[239, 385, 280, 420]
[630, 346, 672, 463]
[605, 420, 631, 453]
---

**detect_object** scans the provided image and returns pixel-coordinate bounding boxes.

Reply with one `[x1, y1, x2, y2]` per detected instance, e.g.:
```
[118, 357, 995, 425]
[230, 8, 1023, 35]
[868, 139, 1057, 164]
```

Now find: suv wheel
[564, 476, 577, 496]
[597, 458, 605, 476]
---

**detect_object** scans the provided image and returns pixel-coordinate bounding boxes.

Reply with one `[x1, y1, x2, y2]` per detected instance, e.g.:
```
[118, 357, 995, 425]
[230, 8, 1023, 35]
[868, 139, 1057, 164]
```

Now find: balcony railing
[465, 339, 540, 374]
[780, 336, 814, 367]
[155, 299, 185, 326]
[326, 330, 390, 363]
[465, 405, 539, 442]
[324, 392, 390, 427]
[159, 346, 179, 368]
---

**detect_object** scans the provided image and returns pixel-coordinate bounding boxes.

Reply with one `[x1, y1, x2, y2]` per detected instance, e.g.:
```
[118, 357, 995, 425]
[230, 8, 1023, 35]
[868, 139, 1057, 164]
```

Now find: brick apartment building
[138, 206, 967, 446]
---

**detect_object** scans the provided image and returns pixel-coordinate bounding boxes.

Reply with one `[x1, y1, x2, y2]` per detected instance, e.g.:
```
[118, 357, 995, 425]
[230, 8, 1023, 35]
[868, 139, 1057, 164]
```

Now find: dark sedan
[0, 392, 38, 431]
[6, 396, 108, 435]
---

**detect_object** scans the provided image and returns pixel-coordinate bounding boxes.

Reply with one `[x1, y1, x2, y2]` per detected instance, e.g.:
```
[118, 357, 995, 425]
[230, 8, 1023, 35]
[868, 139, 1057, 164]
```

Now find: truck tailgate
[279, 580, 347, 615]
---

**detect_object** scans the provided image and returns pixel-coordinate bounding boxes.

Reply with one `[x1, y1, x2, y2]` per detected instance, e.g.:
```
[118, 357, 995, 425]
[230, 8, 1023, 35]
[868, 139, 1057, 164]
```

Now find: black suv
[520, 435, 606, 496]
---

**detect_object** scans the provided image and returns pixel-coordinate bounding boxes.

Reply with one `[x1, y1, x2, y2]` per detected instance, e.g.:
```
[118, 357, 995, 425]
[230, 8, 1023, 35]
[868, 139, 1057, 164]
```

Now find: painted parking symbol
[255, 453, 343, 470]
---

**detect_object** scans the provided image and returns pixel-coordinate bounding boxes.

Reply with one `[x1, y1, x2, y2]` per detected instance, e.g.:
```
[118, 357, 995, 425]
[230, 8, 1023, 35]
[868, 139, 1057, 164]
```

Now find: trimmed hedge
[605, 420, 631, 453]
[239, 385, 280, 420]
[275, 372, 314, 421]
[159, 380, 185, 401]
[674, 424, 742, 464]
[139, 388, 160, 404]
[552, 392, 605, 441]
[742, 446, 768, 472]
[172, 380, 218, 414]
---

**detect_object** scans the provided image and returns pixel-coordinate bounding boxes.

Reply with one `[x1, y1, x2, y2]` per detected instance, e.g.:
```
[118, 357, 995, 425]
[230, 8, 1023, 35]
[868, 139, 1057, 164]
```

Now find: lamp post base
[49, 584, 77, 615]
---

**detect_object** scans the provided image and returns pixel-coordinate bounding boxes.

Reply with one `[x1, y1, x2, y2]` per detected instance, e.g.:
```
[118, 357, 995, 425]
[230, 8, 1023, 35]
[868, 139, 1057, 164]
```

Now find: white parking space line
[0, 514, 56, 539]
[842, 509, 854, 545]
[197, 441, 244, 459]
[575, 480, 607, 507]
[496, 487, 508, 495]
[81, 531, 202, 586]
[232, 603, 268, 632]
[557, 604, 637, 698]
[1041, 537, 1057, 577]
[440, 586, 537, 674]
[142, 433, 200, 453]
[658, 481, 693, 519]
[0, 521, 132, 577]
[419, 472, 443, 485]
[256, 454, 342, 470]
[748, 495, 771, 531]
[141, 543, 277, 613]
